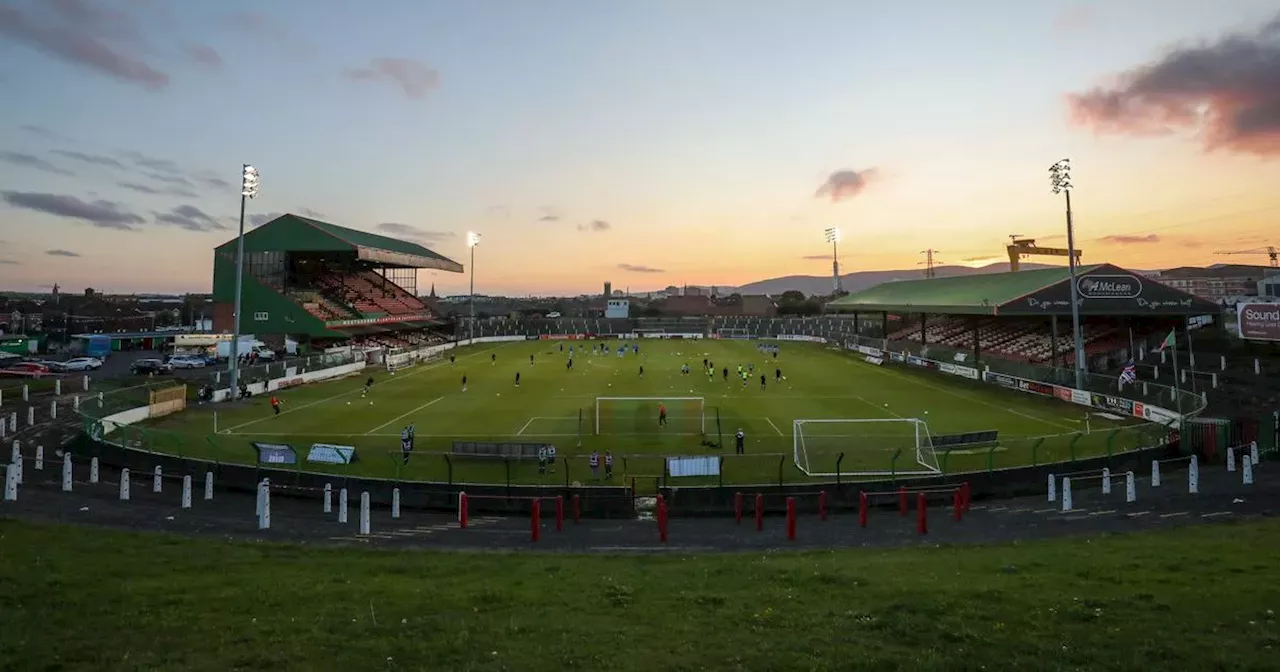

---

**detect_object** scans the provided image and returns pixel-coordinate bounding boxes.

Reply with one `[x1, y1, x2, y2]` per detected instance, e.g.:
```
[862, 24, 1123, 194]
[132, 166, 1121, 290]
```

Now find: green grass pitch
[134, 340, 1156, 487]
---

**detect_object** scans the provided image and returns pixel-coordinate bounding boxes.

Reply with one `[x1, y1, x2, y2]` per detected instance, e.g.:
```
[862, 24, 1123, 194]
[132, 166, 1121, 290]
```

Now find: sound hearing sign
[1238, 303, 1280, 342]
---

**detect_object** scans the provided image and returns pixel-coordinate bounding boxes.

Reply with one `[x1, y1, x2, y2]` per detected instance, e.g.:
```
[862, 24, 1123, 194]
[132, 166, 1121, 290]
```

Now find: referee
[735, 427, 746, 455]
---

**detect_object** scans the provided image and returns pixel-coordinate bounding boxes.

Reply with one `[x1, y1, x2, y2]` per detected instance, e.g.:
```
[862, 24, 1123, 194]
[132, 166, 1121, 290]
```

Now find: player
[760, 373, 766, 391]
[491, 352, 496, 366]
[362, 375, 374, 398]
[658, 403, 667, 427]
[735, 427, 746, 454]
[537, 445, 549, 474]
[603, 450, 614, 479]
[449, 354, 456, 366]
[632, 343, 639, 354]
[530, 353, 535, 365]
[547, 444, 557, 472]
[702, 358, 708, 369]
[270, 394, 282, 416]
[566, 358, 573, 371]
[559, 343, 564, 352]
[589, 450, 600, 479]
[775, 367, 782, 382]
[681, 363, 690, 375]
[461, 374, 468, 393]
[741, 370, 748, 388]
[722, 366, 729, 381]
[748, 362, 754, 373]
[514, 371, 521, 387]
[400, 426, 413, 465]
[639, 365, 644, 377]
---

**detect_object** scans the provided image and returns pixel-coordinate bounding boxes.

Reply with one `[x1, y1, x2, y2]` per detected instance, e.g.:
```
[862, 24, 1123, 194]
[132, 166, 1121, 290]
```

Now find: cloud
[618, 263, 663, 273]
[45, 249, 80, 257]
[185, 43, 221, 67]
[1053, 5, 1099, 33]
[153, 204, 226, 232]
[52, 149, 125, 168]
[538, 207, 561, 222]
[117, 181, 199, 198]
[814, 169, 879, 203]
[0, 190, 144, 230]
[0, 259, 19, 265]
[345, 58, 441, 99]
[1066, 13, 1280, 156]
[119, 150, 183, 174]
[247, 212, 284, 228]
[298, 208, 327, 219]
[1098, 233, 1161, 245]
[20, 124, 61, 139]
[375, 222, 455, 243]
[0, 0, 169, 91]
[0, 151, 75, 176]
[961, 256, 1003, 263]
[577, 219, 612, 232]
[800, 254, 832, 260]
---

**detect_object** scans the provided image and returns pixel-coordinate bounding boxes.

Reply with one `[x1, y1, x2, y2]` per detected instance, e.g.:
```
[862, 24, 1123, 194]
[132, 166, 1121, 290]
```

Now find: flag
[1156, 329, 1176, 352]
[1119, 360, 1137, 386]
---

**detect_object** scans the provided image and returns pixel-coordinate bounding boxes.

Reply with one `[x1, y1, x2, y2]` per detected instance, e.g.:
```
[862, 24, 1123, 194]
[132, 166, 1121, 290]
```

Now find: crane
[1006, 235, 1082, 272]
[1214, 246, 1278, 268]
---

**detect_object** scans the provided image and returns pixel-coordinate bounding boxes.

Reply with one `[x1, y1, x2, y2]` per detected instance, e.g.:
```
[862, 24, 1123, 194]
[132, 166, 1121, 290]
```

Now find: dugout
[825, 264, 1222, 370]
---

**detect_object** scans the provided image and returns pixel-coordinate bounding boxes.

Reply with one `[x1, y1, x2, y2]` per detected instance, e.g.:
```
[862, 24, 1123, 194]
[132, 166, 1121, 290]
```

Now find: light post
[1049, 158, 1085, 390]
[825, 227, 842, 295]
[228, 164, 259, 400]
[466, 231, 481, 342]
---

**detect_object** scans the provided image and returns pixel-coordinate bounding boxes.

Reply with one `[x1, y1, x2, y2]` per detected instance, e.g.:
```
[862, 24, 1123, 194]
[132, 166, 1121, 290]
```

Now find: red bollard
[785, 497, 797, 541]
[531, 499, 541, 542]
[899, 487, 908, 516]
[572, 494, 581, 523]
[818, 490, 828, 521]
[556, 496, 564, 532]
[917, 493, 927, 535]
[459, 492, 469, 529]
[858, 491, 868, 528]
[734, 491, 743, 525]
[657, 496, 668, 543]
[755, 494, 764, 532]
[953, 489, 962, 521]
[961, 481, 971, 512]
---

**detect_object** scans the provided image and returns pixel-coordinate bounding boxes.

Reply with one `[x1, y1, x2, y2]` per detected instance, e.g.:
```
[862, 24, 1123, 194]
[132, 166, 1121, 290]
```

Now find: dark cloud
[1067, 14, 1280, 156]
[20, 124, 60, 139]
[0, 190, 144, 230]
[247, 212, 284, 228]
[814, 169, 879, 203]
[375, 222, 455, 243]
[0, 151, 75, 176]
[0, 259, 19, 265]
[153, 204, 226, 232]
[799, 254, 832, 260]
[118, 181, 199, 199]
[345, 58, 440, 99]
[202, 176, 233, 190]
[185, 43, 221, 67]
[0, 1, 169, 91]
[52, 149, 125, 168]
[46, 249, 80, 257]
[577, 219, 611, 232]
[119, 150, 183, 174]
[1098, 233, 1161, 245]
[618, 263, 663, 273]
[298, 208, 327, 219]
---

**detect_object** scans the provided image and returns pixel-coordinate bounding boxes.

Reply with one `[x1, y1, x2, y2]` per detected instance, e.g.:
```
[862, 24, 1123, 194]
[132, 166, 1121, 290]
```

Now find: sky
[1, 0, 1280, 297]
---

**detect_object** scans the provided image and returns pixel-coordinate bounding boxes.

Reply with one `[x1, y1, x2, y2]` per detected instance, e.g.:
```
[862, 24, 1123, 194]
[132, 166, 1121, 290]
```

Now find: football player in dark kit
[735, 428, 746, 454]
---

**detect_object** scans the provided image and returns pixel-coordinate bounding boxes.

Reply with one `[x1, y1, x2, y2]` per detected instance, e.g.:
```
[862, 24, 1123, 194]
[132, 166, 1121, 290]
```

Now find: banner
[774, 334, 827, 343]
[1017, 379, 1055, 397]
[938, 362, 979, 380]
[253, 442, 297, 465]
[1053, 386, 1072, 402]
[307, 443, 357, 464]
[864, 355, 884, 366]
[906, 356, 935, 369]
[1090, 393, 1135, 416]
[541, 334, 585, 341]
[1070, 389, 1091, 407]
[984, 371, 1019, 390]
[1237, 303, 1280, 342]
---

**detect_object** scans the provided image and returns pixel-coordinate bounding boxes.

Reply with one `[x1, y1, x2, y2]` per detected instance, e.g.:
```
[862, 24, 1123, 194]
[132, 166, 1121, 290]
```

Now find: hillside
[730, 263, 1061, 296]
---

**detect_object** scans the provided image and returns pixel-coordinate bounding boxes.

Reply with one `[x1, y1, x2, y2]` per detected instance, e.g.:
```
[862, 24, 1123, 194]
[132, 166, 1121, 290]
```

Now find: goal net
[716, 328, 752, 339]
[386, 346, 442, 373]
[596, 397, 704, 435]
[793, 418, 940, 477]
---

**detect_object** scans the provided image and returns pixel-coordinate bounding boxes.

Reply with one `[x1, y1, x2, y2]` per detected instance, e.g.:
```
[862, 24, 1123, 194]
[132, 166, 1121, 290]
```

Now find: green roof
[827, 265, 1102, 315]
[218, 214, 463, 273]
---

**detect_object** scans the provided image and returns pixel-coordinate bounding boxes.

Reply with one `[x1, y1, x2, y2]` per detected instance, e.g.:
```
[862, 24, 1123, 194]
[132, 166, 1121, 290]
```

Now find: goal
[596, 397, 704, 435]
[715, 328, 752, 339]
[793, 418, 940, 477]
[386, 346, 441, 373]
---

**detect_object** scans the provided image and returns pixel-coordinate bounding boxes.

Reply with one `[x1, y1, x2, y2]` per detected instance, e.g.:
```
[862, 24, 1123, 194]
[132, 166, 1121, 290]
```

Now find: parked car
[167, 355, 207, 369]
[59, 357, 103, 372]
[1, 362, 51, 377]
[130, 359, 172, 375]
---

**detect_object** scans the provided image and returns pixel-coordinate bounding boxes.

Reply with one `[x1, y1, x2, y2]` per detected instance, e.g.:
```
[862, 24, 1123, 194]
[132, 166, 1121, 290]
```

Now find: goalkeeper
[658, 403, 667, 427]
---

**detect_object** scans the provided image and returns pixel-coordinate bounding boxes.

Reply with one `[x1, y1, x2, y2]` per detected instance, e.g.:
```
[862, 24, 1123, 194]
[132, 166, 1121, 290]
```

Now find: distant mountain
[729, 263, 1061, 297]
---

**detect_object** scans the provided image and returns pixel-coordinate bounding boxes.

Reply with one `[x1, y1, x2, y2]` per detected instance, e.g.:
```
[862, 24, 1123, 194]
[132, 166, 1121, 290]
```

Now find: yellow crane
[1214, 246, 1278, 268]
[1006, 235, 1082, 272]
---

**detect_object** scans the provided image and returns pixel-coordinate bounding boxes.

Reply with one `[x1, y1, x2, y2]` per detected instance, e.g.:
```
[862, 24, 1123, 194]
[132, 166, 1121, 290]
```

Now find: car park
[130, 359, 172, 375]
[59, 357, 103, 372]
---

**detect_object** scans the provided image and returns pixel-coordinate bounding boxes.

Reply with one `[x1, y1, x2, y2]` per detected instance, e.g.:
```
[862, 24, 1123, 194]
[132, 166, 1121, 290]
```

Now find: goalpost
[793, 418, 941, 477]
[386, 346, 442, 373]
[715, 328, 753, 339]
[595, 397, 704, 435]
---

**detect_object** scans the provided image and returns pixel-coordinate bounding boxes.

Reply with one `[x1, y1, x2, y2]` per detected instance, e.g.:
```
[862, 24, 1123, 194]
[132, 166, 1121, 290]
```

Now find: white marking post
[49, 400, 57, 420]
[1227, 446, 1236, 472]
[119, 468, 131, 500]
[73, 395, 79, 412]
[392, 487, 401, 519]
[323, 483, 332, 513]
[9, 412, 16, 432]
[61, 453, 72, 492]
[1151, 459, 1161, 487]
[1251, 441, 1260, 466]
[26, 406, 34, 427]
[204, 471, 214, 500]
[1101, 467, 1112, 495]
[4, 463, 17, 501]
[1061, 477, 1073, 512]
[359, 492, 371, 535]
[1047, 473, 1056, 502]
[1243, 455, 1254, 485]
[181, 475, 192, 508]
[22, 384, 28, 402]
[34, 445, 44, 471]
[152, 466, 162, 493]
[338, 487, 349, 523]
[55, 378, 61, 396]
[257, 479, 271, 530]
[1125, 471, 1136, 503]
[1189, 455, 1199, 494]
[255, 478, 268, 517]
[89, 457, 99, 484]
[82, 374, 89, 391]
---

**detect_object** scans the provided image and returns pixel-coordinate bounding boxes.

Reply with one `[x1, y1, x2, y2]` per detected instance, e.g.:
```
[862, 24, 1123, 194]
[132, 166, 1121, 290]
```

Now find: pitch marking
[765, 417, 784, 436]
[365, 396, 444, 434]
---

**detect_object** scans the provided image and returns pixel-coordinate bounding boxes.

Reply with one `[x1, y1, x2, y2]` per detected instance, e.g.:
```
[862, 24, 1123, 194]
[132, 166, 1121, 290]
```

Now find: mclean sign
[1077, 274, 1143, 299]
[1237, 303, 1280, 342]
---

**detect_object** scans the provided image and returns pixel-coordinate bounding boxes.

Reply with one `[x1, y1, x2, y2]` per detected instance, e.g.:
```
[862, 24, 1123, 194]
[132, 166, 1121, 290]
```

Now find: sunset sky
[2, 0, 1279, 297]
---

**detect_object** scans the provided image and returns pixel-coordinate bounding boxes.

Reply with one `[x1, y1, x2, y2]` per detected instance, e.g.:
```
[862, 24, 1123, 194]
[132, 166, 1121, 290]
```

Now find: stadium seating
[293, 268, 433, 323]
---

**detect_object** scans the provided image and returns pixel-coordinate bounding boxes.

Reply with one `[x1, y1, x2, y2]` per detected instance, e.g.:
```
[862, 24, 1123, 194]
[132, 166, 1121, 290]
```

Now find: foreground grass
[2, 520, 1279, 671]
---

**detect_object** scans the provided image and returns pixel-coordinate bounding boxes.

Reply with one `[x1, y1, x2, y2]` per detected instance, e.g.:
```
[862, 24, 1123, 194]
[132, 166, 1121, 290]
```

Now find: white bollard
[1220, 354, 1226, 371]
[96, 392, 103, 408]
[323, 483, 332, 513]
[0, 387, 3, 407]
[1227, 446, 1236, 472]
[338, 488, 349, 523]
[1152, 460, 1161, 487]
[82, 374, 89, 392]
[4, 463, 17, 501]
[181, 475, 192, 509]
[204, 471, 214, 500]
[50, 400, 57, 420]
[1243, 455, 1254, 485]
[1189, 455, 1200, 494]
[26, 406, 34, 427]
[152, 466, 162, 493]
[1061, 477, 1073, 512]
[119, 468, 131, 500]
[1101, 467, 1112, 495]
[35, 445, 44, 471]
[1256, 358, 1262, 375]
[392, 487, 401, 519]
[0, 419, 4, 438]
[257, 481, 271, 530]
[55, 378, 61, 396]
[359, 492, 371, 535]
[256, 479, 269, 517]
[1251, 441, 1260, 466]
[73, 395, 80, 412]
[89, 457, 99, 484]
[8, 412, 15, 432]
[1047, 473, 1056, 502]
[1125, 471, 1136, 503]
[61, 453, 72, 492]
[22, 384, 28, 402]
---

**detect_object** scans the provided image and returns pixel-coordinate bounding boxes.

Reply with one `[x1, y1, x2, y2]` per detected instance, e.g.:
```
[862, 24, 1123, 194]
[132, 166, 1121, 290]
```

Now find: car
[59, 357, 102, 372]
[130, 359, 172, 375]
[167, 355, 207, 369]
[1, 362, 51, 377]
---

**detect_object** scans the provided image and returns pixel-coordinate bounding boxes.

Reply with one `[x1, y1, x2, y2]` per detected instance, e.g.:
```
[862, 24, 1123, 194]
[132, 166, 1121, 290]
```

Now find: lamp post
[228, 164, 259, 400]
[466, 231, 481, 342]
[1049, 158, 1085, 390]
[825, 227, 842, 295]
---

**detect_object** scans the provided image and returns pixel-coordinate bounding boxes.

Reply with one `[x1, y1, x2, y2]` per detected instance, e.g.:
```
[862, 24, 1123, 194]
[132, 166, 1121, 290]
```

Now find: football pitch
[136, 340, 1156, 486]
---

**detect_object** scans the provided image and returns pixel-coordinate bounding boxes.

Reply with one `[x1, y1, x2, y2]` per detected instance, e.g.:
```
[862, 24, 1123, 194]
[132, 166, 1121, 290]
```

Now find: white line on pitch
[515, 417, 536, 436]
[1159, 511, 1189, 518]
[765, 417, 784, 436]
[1201, 512, 1232, 519]
[365, 396, 444, 434]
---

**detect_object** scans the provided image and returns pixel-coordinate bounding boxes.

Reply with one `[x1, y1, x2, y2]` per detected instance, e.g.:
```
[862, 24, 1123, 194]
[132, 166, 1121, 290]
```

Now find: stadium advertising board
[774, 335, 826, 343]
[1089, 393, 1135, 416]
[1003, 264, 1217, 316]
[1237, 303, 1280, 341]
[307, 444, 357, 464]
[541, 334, 586, 340]
[938, 362, 979, 380]
[864, 355, 884, 366]
[889, 352, 906, 363]
[906, 355, 935, 369]
[253, 442, 297, 465]
[851, 344, 883, 357]
[666, 456, 720, 477]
